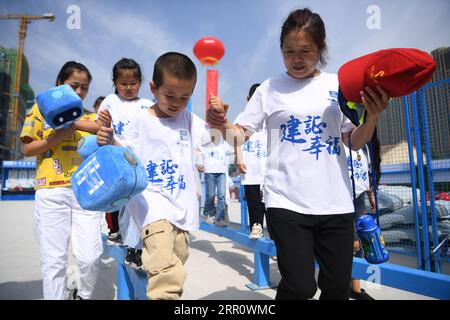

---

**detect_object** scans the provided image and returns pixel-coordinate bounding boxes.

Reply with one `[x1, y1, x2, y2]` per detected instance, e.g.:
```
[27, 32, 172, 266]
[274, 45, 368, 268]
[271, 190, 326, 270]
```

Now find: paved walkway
[0, 200, 435, 300]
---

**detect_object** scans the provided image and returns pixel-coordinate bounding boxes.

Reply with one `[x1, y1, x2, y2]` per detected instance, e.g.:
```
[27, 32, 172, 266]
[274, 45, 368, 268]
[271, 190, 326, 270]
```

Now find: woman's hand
[361, 85, 389, 124]
[344, 86, 389, 150]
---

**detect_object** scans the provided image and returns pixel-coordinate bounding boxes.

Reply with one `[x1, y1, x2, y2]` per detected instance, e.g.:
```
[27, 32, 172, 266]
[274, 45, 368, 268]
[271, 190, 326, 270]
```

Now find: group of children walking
[21, 7, 389, 300]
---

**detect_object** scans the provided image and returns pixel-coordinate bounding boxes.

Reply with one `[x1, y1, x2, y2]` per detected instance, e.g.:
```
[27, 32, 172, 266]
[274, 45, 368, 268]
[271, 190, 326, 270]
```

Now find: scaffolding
[0, 13, 55, 160]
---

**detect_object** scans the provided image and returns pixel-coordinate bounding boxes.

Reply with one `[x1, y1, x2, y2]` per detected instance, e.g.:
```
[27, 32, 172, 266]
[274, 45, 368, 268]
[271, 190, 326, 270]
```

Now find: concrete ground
[0, 200, 436, 300]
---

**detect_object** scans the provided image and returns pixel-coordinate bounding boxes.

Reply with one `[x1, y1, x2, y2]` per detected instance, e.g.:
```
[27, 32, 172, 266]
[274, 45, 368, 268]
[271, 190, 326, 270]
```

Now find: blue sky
[1, 0, 449, 122]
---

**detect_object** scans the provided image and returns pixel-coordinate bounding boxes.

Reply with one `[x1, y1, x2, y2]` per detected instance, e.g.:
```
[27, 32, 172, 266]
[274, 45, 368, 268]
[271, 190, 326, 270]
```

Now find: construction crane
[0, 13, 55, 159]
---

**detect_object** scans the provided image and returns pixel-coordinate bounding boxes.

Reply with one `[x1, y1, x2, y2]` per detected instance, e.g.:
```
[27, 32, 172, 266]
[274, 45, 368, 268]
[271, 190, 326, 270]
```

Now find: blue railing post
[411, 92, 431, 271]
[418, 89, 441, 273]
[403, 96, 423, 270]
[246, 250, 272, 290]
[103, 235, 147, 300]
[117, 264, 134, 300]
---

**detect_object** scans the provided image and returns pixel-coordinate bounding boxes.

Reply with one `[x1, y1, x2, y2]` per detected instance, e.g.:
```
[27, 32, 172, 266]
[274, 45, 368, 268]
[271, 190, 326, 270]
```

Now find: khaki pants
[140, 219, 189, 300]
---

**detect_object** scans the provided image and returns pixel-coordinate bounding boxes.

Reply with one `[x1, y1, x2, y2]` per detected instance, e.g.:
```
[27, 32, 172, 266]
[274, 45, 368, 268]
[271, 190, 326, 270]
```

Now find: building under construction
[377, 47, 450, 160]
[0, 46, 35, 161]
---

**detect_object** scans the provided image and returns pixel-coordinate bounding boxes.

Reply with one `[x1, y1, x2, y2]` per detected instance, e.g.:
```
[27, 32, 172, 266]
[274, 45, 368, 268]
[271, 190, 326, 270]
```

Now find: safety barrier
[198, 185, 450, 299]
[103, 186, 450, 299]
[103, 125, 450, 299]
[102, 235, 147, 300]
[103, 224, 450, 300]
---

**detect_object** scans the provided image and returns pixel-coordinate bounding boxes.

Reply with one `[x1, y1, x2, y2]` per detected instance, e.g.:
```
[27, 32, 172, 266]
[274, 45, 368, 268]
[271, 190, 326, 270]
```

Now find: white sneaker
[249, 223, 263, 239]
[205, 215, 215, 224]
[66, 265, 78, 300]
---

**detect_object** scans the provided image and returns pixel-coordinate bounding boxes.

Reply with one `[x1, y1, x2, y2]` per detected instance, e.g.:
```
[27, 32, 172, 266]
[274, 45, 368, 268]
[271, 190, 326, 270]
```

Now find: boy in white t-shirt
[97, 52, 214, 300]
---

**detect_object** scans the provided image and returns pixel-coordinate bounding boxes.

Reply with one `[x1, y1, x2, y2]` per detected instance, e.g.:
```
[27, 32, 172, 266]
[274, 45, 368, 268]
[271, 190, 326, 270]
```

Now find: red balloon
[193, 37, 225, 66]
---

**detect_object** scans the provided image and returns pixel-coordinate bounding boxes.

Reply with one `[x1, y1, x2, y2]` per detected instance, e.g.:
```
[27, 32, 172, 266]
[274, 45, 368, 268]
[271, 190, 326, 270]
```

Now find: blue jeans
[204, 172, 226, 222]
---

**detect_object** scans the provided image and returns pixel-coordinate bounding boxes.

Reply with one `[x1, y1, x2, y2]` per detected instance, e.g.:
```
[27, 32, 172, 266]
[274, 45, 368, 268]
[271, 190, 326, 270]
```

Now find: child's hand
[368, 189, 376, 212]
[238, 163, 247, 174]
[54, 124, 76, 141]
[97, 109, 112, 128]
[209, 94, 224, 111]
[206, 95, 228, 128]
[97, 126, 115, 146]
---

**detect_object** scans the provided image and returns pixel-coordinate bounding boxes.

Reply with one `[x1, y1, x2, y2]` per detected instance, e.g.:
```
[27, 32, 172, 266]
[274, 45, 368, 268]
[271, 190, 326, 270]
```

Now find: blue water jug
[36, 84, 84, 129]
[356, 214, 389, 264]
[71, 145, 148, 212]
[77, 135, 100, 159]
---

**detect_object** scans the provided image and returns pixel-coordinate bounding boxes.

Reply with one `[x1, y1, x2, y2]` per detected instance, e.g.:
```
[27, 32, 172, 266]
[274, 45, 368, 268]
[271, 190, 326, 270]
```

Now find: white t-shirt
[240, 127, 268, 185]
[96, 93, 152, 141]
[235, 72, 356, 215]
[344, 145, 370, 198]
[119, 108, 211, 231]
[199, 139, 229, 174]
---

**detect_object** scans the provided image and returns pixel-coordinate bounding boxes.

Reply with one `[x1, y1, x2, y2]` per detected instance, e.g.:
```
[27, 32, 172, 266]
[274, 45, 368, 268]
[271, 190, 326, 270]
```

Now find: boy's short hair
[152, 52, 197, 88]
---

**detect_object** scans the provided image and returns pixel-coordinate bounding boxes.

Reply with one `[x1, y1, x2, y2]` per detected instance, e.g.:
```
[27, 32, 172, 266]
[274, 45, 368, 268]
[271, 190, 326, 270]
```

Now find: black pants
[106, 210, 120, 234]
[244, 185, 271, 236]
[267, 208, 354, 300]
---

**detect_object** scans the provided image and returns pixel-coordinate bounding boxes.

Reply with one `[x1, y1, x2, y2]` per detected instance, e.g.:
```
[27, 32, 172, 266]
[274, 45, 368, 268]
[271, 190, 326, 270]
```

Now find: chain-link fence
[377, 79, 450, 274]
